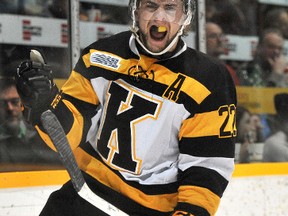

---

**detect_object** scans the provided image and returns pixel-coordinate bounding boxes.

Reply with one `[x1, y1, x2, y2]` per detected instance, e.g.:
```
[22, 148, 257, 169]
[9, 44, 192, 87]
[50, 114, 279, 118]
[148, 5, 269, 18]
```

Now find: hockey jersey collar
[129, 33, 188, 60]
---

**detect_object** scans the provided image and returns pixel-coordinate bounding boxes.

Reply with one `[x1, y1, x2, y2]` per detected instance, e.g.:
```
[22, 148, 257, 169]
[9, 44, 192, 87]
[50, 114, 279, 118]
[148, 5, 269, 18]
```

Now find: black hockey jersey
[38, 31, 237, 216]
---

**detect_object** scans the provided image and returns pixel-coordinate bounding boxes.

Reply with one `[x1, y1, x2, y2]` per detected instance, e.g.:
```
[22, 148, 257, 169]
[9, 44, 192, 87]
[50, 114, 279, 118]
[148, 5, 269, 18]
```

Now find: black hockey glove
[15, 49, 58, 125]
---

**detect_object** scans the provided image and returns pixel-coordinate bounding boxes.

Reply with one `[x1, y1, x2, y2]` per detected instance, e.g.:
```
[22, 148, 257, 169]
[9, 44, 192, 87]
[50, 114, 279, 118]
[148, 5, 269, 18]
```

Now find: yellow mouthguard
[158, 26, 167, 32]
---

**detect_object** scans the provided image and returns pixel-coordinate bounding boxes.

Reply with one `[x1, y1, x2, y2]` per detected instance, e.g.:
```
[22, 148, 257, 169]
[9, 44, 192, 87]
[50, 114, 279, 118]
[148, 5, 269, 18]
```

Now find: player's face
[135, 0, 186, 53]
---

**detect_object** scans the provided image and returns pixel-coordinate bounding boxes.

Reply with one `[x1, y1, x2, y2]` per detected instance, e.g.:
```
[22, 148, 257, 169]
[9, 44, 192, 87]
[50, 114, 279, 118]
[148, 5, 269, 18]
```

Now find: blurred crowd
[0, 0, 130, 79]
[204, 1, 288, 163]
[234, 93, 288, 163]
[205, 1, 288, 88]
[0, 77, 62, 171]
[0, 0, 130, 24]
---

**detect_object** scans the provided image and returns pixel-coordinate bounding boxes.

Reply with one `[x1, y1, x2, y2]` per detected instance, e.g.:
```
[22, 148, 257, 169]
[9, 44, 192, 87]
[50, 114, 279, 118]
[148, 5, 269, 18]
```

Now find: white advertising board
[1, 14, 288, 62]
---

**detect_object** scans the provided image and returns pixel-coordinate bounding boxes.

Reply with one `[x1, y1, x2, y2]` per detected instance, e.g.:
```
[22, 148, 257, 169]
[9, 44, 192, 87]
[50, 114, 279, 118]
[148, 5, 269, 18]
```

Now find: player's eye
[0, 98, 20, 107]
[164, 4, 177, 12]
[141, 1, 159, 12]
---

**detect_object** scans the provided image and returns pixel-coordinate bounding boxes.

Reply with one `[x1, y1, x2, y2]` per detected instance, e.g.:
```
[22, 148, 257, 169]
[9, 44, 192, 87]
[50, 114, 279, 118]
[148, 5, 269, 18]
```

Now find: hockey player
[15, 0, 237, 215]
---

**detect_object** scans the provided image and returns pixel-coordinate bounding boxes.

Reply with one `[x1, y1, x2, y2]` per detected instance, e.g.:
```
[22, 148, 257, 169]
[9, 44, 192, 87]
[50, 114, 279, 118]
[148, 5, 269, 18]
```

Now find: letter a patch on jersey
[163, 74, 186, 102]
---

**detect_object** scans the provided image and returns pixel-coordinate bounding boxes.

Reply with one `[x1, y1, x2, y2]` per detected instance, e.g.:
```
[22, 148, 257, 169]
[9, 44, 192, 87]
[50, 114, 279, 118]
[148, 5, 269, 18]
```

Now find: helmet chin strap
[131, 25, 185, 56]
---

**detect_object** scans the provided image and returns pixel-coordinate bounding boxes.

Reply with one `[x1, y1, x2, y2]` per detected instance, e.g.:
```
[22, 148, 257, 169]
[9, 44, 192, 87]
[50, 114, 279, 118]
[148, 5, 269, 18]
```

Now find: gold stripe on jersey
[82, 50, 211, 104]
[82, 50, 157, 79]
[36, 100, 84, 151]
[152, 64, 211, 104]
[61, 70, 99, 105]
[179, 76, 211, 104]
[75, 147, 178, 212]
[179, 105, 236, 139]
[35, 125, 57, 151]
[178, 185, 220, 216]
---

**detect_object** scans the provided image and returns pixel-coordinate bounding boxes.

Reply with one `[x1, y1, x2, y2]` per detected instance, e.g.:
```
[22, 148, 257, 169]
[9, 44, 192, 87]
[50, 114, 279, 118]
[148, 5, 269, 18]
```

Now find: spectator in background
[42, 0, 89, 21]
[206, 22, 240, 85]
[0, 0, 18, 14]
[99, 4, 129, 24]
[233, 0, 258, 36]
[42, 0, 68, 19]
[0, 78, 61, 170]
[22, 0, 47, 16]
[206, 22, 226, 58]
[205, 0, 218, 21]
[250, 113, 265, 143]
[263, 93, 288, 162]
[235, 106, 257, 163]
[206, 0, 247, 35]
[243, 28, 288, 87]
[79, 3, 89, 21]
[264, 8, 288, 39]
[80, 3, 129, 24]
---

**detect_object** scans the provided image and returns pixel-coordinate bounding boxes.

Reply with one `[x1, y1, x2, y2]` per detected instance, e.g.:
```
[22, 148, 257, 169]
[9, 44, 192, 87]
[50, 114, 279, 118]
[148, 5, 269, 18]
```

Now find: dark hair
[274, 93, 288, 120]
[0, 77, 16, 92]
[236, 106, 250, 128]
[258, 28, 283, 45]
[264, 8, 288, 29]
[235, 106, 251, 143]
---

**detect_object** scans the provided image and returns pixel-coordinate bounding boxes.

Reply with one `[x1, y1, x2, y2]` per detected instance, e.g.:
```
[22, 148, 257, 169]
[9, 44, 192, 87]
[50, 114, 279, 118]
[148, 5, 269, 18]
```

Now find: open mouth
[150, 25, 167, 41]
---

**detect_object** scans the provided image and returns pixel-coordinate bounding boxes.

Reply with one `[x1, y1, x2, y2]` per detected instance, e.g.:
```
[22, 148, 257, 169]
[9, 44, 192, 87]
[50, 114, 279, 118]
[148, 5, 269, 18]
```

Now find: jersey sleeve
[36, 49, 100, 151]
[173, 63, 237, 215]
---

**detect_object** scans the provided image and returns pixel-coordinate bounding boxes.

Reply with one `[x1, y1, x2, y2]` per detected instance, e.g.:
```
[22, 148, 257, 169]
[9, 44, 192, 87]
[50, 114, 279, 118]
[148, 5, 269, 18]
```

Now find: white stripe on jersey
[178, 154, 235, 181]
[87, 78, 192, 185]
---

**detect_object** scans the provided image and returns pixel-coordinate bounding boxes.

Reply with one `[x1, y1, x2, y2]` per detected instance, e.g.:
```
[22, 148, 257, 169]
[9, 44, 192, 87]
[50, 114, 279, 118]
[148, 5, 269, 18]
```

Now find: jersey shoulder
[183, 47, 235, 91]
[82, 31, 133, 58]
